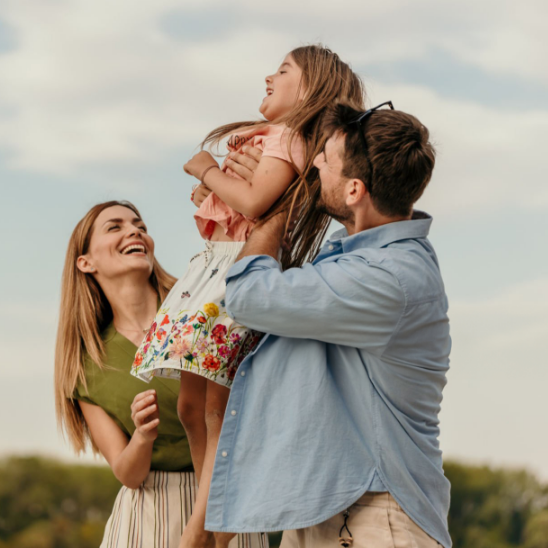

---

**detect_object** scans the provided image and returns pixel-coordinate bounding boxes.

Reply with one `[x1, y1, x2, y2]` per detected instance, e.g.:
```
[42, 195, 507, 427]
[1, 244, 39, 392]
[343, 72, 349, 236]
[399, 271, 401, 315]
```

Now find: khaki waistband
[353, 491, 404, 511]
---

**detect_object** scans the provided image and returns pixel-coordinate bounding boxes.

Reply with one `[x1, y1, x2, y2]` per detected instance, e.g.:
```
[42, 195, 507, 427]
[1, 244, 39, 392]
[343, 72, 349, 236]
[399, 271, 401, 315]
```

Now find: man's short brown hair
[322, 103, 436, 217]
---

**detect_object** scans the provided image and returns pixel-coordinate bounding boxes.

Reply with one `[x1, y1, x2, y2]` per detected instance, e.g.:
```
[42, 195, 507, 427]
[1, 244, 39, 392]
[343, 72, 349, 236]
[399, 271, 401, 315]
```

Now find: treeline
[0, 456, 547, 547]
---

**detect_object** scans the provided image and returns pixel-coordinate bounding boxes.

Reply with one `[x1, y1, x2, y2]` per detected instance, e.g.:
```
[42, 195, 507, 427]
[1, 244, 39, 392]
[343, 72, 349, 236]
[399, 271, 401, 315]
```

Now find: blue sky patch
[0, 19, 17, 53]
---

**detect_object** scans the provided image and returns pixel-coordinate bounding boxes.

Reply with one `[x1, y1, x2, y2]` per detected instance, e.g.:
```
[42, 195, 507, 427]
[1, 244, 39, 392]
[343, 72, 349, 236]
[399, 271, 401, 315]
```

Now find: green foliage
[523, 510, 548, 548]
[444, 461, 548, 547]
[0, 456, 121, 548]
[1, 456, 548, 548]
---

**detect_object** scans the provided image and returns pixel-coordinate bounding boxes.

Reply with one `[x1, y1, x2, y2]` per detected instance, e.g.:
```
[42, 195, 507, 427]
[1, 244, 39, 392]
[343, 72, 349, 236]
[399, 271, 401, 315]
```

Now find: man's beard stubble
[316, 191, 353, 225]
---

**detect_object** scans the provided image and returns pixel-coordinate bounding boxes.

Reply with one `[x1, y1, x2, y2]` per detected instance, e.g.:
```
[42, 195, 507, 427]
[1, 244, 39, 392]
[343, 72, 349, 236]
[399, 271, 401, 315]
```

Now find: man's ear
[346, 178, 368, 207]
[77, 255, 96, 274]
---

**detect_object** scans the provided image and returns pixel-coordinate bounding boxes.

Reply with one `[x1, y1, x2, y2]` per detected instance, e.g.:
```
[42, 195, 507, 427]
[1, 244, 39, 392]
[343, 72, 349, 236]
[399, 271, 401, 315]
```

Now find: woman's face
[77, 205, 155, 282]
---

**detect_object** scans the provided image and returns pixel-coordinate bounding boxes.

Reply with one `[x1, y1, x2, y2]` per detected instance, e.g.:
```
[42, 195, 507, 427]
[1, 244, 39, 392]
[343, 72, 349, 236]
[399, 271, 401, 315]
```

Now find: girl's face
[77, 205, 155, 282]
[260, 53, 304, 121]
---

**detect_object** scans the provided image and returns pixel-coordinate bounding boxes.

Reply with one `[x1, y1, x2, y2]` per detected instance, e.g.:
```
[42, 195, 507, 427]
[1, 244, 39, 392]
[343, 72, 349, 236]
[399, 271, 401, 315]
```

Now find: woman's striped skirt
[100, 470, 269, 548]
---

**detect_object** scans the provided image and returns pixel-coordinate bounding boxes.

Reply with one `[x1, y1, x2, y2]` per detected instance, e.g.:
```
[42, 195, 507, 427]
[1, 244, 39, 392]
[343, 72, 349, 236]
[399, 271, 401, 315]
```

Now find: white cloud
[363, 81, 548, 216]
[0, 0, 546, 203]
[442, 0, 548, 85]
[448, 277, 548, 379]
[0, 1, 299, 174]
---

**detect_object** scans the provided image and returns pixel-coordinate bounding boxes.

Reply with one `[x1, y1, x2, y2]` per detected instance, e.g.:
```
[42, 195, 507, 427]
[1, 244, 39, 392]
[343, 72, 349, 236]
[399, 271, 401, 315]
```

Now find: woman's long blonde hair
[202, 44, 366, 269]
[54, 200, 176, 453]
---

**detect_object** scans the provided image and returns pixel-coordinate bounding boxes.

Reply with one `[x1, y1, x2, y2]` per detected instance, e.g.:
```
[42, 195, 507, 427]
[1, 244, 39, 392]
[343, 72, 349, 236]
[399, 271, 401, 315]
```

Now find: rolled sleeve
[225, 253, 405, 351]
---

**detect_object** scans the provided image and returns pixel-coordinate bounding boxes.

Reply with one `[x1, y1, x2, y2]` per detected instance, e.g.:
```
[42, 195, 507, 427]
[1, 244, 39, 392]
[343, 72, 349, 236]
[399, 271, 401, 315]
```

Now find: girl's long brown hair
[54, 200, 176, 454]
[201, 44, 366, 269]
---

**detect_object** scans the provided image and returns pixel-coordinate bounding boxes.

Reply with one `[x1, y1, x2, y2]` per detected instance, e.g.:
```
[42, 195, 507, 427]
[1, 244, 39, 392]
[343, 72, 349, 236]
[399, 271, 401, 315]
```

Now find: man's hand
[235, 211, 287, 263]
[226, 145, 263, 181]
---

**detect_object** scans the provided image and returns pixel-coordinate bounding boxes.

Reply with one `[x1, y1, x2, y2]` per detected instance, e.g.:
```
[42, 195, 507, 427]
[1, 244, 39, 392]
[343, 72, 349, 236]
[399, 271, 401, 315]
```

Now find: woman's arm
[79, 389, 160, 489]
[184, 150, 296, 219]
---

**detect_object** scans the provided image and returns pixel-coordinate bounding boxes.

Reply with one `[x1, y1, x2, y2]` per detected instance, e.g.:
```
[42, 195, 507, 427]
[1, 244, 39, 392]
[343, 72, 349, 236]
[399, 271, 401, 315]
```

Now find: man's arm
[226, 219, 405, 351]
[234, 212, 285, 262]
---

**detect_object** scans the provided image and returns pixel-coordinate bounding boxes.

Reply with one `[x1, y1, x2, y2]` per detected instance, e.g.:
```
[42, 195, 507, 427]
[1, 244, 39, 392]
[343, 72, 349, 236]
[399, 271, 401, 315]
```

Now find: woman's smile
[120, 241, 148, 256]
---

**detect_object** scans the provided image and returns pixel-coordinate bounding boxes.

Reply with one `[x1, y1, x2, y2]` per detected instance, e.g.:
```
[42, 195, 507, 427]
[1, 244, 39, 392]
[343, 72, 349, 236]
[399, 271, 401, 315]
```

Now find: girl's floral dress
[131, 241, 262, 388]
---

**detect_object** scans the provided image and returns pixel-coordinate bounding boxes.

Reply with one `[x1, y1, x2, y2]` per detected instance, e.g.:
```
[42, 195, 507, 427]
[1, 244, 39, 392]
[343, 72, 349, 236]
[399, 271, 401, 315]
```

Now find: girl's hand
[131, 389, 160, 443]
[184, 151, 218, 180]
[192, 183, 213, 207]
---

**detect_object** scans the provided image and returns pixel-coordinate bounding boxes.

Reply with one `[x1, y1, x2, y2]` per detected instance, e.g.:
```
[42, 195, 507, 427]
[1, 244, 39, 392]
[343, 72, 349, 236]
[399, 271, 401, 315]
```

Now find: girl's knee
[177, 372, 206, 427]
[204, 405, 225, 433]
[204, 384, 230, 432]
[177, 393, 204, 429]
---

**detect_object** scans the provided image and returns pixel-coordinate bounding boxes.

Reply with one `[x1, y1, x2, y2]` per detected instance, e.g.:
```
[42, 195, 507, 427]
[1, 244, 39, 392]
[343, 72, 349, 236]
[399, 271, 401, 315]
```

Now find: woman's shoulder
[77, 323, 135, 393]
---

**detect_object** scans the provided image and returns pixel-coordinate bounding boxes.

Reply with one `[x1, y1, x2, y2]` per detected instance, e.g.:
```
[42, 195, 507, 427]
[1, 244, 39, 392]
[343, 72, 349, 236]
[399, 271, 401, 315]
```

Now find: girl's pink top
[194, 123, 305, 242]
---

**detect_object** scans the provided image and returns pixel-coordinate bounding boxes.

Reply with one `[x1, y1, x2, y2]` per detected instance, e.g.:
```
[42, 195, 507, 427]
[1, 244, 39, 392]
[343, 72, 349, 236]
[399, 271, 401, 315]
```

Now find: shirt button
[240, 371, 246, 377]
[328, 244, 334, 250]
[221, 451, 228, 458]
[231, 410, 237, 416]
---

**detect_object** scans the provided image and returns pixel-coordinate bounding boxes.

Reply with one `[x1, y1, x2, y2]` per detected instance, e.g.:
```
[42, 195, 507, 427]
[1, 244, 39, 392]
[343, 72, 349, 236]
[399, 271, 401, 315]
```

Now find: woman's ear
[77, 255, 96, 274]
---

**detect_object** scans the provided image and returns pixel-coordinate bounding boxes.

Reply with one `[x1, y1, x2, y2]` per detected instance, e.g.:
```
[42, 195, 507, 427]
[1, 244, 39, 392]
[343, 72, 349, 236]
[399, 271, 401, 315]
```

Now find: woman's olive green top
[73, 322, 193, 472]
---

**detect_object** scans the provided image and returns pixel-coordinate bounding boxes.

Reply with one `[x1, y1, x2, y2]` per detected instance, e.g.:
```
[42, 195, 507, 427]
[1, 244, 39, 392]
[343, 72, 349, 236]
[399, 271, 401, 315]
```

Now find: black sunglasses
[348, 100, 395, 195]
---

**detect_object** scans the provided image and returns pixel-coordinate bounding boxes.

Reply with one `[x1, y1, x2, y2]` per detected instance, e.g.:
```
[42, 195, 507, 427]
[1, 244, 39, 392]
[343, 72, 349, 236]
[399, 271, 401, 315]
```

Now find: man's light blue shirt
[206, 211, 452, 548]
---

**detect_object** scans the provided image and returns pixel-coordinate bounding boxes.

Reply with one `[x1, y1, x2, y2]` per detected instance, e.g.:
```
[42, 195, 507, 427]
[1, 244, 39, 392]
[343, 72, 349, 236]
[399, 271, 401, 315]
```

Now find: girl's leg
[204, 383, 236, 548]
[178, 372, 207, 483]
[179, 380, 234, 548]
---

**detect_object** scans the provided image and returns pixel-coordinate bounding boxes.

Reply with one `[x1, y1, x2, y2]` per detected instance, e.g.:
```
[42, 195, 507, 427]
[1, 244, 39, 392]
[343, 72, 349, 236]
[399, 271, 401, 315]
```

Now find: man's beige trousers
[280, 492, 443, 548]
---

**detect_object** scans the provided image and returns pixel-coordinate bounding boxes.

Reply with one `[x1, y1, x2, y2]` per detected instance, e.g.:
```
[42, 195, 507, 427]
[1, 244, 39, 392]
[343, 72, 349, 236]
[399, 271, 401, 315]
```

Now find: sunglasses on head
[347, 100, 395, 196]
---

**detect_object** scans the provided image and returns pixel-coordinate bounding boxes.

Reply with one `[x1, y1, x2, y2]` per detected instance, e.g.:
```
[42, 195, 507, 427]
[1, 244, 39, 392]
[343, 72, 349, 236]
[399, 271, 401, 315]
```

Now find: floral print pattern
[131, 301, 262, 387]
[130, 241, 262, 387]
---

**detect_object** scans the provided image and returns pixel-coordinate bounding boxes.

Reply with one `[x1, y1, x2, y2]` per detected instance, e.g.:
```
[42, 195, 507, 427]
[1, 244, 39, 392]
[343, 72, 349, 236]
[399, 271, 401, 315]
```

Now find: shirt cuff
[226, 255, 281, 282]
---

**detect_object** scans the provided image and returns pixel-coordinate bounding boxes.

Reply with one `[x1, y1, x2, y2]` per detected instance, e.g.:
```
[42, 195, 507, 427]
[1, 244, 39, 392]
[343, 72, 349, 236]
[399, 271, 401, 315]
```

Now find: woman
[54, 199, 268, 548]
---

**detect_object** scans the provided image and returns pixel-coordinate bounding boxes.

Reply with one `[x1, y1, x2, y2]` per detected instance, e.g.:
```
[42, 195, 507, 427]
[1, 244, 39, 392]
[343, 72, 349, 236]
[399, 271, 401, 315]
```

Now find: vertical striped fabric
[100, 471, 269, 548]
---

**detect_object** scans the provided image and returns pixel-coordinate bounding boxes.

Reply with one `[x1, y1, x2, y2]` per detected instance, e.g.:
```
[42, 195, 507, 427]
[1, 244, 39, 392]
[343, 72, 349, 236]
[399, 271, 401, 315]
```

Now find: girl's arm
[184, 150, 297, 219]
[191, 146, 264, 208]
[79, 389, 159, 489]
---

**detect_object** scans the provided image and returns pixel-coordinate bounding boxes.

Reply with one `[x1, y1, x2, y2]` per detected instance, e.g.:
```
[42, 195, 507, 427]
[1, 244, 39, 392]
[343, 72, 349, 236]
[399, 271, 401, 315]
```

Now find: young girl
[131, 45, 365, 548]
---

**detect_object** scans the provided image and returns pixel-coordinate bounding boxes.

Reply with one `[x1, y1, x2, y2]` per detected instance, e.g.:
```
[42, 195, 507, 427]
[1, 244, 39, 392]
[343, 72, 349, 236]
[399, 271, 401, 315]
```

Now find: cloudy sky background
[1, 0, 547, 479]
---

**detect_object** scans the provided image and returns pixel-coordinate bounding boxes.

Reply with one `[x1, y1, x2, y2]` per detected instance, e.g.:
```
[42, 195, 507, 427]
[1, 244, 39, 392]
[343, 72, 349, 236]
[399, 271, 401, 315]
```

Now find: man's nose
[265, 74, 273, 85]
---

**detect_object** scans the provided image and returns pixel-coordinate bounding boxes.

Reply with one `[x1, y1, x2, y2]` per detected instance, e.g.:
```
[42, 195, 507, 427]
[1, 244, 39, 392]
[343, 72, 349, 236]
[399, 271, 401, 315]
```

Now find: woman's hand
[131, 389, 160, 443]
[184, 151, 218, 180]
[226, 145, 263, 182]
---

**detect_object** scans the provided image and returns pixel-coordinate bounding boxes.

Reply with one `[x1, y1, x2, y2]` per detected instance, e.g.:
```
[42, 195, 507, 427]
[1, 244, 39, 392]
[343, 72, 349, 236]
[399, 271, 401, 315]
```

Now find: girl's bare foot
[214, 531, 236, 548]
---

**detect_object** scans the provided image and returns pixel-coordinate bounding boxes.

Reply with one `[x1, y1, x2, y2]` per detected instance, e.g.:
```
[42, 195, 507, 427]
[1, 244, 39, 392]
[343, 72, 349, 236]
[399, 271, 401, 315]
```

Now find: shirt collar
[328, 210, 433, 253]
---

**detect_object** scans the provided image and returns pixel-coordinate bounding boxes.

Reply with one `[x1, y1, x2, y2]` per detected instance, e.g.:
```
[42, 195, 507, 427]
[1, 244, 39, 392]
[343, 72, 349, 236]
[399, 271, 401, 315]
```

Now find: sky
[1, 0, 547, 480]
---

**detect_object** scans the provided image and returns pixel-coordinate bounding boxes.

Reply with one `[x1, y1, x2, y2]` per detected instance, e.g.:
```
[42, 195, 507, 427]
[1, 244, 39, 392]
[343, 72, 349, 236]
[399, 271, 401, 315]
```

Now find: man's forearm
[236, 215, 285, 262]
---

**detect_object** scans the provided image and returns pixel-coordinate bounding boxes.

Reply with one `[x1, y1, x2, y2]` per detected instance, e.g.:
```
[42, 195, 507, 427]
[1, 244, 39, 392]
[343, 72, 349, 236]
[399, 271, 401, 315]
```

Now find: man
[205, 102, 451, 547]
